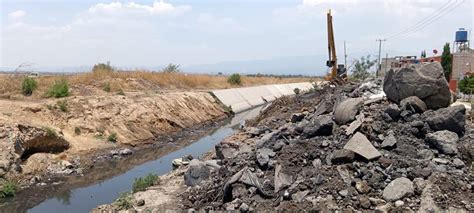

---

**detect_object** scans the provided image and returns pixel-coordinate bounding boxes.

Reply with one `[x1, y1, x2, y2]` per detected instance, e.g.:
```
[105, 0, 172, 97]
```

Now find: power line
[392, 0, 465, 40]
[390, 0, 465, 40]
[386, 0, 456, 40]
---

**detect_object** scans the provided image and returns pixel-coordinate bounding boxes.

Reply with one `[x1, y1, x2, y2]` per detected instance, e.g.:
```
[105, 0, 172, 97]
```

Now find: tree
[161, 63, 181, 73]
[441, 43, 452, 81]
[351, 55, 376, 80]
[458, 76, 474, 94]
[92, 62, 114, 73]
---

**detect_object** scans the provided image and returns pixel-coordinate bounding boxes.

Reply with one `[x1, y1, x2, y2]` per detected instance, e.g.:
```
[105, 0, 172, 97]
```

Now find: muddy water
[1, 106, 264, 213]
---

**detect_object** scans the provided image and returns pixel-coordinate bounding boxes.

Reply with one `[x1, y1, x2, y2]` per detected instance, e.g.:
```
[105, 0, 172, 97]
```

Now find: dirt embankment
[94, 79, 473, 212]
[0, 91, 227, 188]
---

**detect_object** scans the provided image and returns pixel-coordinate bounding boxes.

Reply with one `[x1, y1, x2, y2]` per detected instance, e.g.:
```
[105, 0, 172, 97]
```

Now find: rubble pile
[181, 63, 472, 212]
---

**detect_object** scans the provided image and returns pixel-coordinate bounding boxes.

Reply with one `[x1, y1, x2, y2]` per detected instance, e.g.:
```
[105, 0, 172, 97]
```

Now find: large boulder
[425, 105, 466, 136]
[425, 130, 459, 155]
[383, 62, 451, 109]
[184, 159, 210, 187]
[334, 98, 364, 124]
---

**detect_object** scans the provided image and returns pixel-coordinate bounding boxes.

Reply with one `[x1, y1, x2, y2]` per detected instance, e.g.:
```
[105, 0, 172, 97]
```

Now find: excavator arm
[327, 9, 337, 79]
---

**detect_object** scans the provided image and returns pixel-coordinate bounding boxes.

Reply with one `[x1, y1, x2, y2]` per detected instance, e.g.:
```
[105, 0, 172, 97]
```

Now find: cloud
[8, 10, 26, 19]
[87, 1, 191, 16]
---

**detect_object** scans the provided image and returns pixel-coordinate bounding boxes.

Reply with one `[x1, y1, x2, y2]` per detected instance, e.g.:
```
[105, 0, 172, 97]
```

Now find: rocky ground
[0, 91, 228, 195]
[180, 79, 473, 212]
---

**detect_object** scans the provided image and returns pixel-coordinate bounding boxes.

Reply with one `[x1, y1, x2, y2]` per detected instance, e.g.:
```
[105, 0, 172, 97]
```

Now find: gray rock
[425, 105, 466, 136]
[413, 178, 426, 194]
[273, 141, 286, 151]
[302, 115, 334, 138]
[384, 104, 401, 120]
[334, 98, 364, 124]
[383, 62, 451, 109]
[274, 164, 293, 192]
[119, 148, 133, 155]
[426, 130, 459, 155]
[312, 158, 322, 169]
[290, 113, 305, 123]
[331, 149, 355, 164]
[382, 177, 414, 201]
[381, 134, 397, 149]
[417, 149, 434, 160]
[204, 160, 221, 170]
[109, 150, 119, 156]
[255, 131, 280, 148]
[432, 158, 449, 165]
[239, 203, 249, 212]
[292, 190, 309, 202]
[338, 189, 349, 197]
[400, 96, 427, 113]
[184, 159, 210, 187]
[136, 199, 145, 206]
[256, 148, 275, 168]
[344, 132, 381, 160]
[452, 158, 465, 169]
[395, 200, 405, 207]
[215, 143, 238, 159]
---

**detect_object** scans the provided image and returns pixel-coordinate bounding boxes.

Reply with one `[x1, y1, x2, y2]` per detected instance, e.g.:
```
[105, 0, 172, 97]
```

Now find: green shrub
[161, 63, 181, 73]
[293, 88, 300, 95]
[117, 89, 125, 96]
[57, 100, 68, 112]
[227, 73, 242, 85]
[115, 192, 133, 210]
[103, 82, 111, 92]
[21, 77, 38, 96]
[44, 127, 57, 137]
[46, 80, 69, 98]
[0, 181, 17, 198]
[108, 133, 117, 143]
[74, 127, 81, 135]
[132, 173, 160, 193]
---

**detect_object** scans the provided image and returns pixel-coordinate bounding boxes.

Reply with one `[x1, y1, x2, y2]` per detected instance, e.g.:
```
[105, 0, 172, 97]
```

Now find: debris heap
[182, 63, 473, 212]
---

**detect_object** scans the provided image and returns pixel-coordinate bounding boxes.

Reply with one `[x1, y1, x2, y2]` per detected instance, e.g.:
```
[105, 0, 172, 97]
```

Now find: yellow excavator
[326, 9, 346, 83]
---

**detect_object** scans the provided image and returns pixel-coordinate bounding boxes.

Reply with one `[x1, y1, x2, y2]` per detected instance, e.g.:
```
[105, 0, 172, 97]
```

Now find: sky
[0, 0, 473, 74]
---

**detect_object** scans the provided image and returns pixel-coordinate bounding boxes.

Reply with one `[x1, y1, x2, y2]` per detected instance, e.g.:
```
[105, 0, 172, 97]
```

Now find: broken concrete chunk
[382, 177, 414, 201]
[425, 105, 466, 136]
[184, 159, 210, 187]
[400, 96, 428, 113]
[343, 132, 381, 160]
[256, 130, 280, 148]
[383, 62, 451, 109]
[292, 190, 309, 202]
[345, 114, 364, 135]
[381, 134, 397, 149]
[426, 130, 459, 155]
[331, 149, 355, 164]
[256, 148, 275, 168]
[274, 164, 293, 192]
[334, 98, 364, 125]
[302, 115, 334, 138]
[384, 104, 401, 121]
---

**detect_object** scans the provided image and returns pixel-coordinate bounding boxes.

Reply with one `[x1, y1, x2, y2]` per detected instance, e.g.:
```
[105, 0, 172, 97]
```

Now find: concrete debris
[426, 130, 459, 155]
[382, 177, 414, 201]
[182, 80, 472, 212]
[184, 159, 210, 187]
[334, 98, 364, 124]
[383, 62, 451, 109]
[343, 132, 381, 160]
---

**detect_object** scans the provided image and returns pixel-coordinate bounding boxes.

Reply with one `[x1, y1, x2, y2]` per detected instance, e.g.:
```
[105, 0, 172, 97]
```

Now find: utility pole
[344, 40, 347, 69]
[376, 39, 386, 78]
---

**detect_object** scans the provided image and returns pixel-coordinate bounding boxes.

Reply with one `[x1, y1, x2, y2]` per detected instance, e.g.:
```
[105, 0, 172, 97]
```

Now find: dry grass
[0, 69, 316, 99]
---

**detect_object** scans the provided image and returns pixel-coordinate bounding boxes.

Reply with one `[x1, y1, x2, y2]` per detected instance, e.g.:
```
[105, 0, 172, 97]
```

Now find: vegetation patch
[115, 192, 133, 210]
[56, 100, 68, 112]
[293, 88, 300, 95]
[74, 127, 81, 135]
[227, 73, 242, 85]
[45, 79, 70, 98]
[103, 82, 111, 92]
[21, 77, 38, 96]
[107, 133, 118, 143]
[0, 181, 17, 198]
[43, 127, 57, 137]
[132, 173, 160, 193]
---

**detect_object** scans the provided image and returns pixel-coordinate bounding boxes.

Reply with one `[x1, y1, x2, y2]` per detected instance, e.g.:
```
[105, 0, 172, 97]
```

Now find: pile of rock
[181, 63, 473, 212]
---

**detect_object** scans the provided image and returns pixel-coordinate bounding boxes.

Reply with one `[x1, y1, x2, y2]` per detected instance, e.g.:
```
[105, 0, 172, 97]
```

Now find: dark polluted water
[0, 106, 263, 213]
